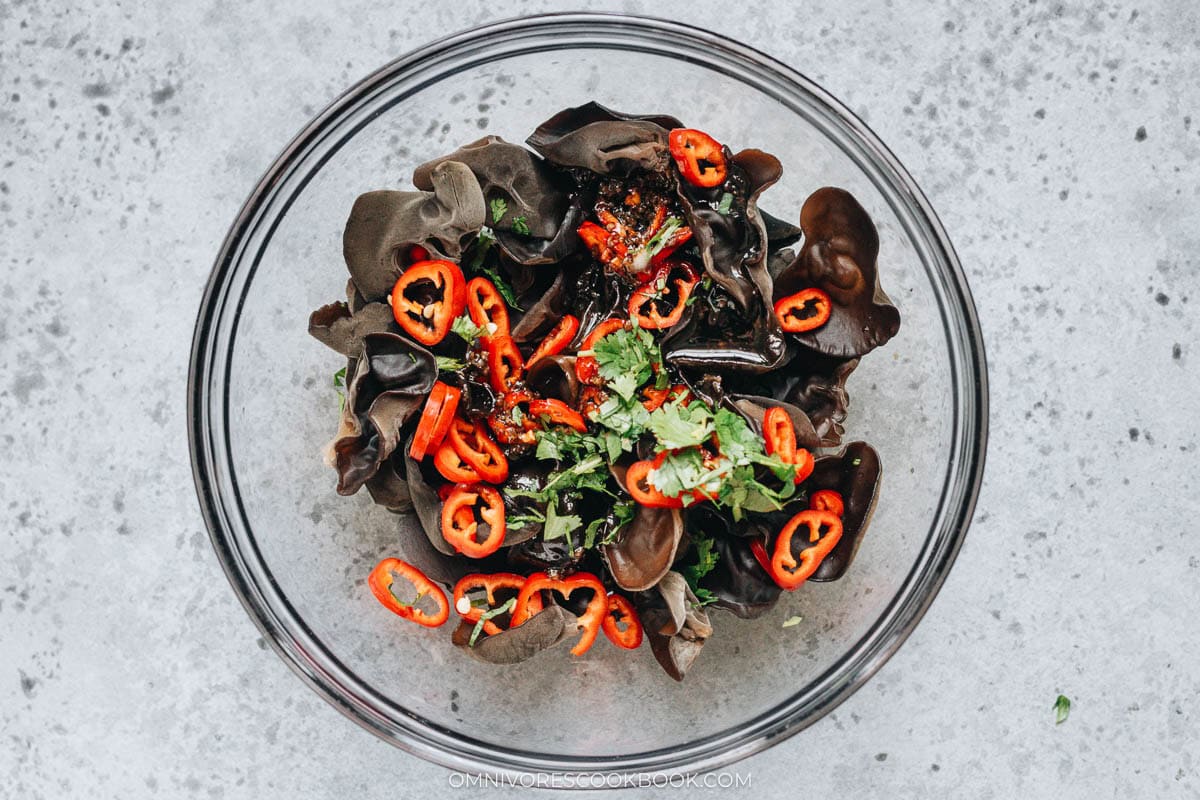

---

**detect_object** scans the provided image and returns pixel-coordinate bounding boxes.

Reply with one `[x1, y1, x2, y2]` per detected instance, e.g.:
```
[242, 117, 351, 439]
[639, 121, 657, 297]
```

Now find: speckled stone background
[2, 0, 1197, 797]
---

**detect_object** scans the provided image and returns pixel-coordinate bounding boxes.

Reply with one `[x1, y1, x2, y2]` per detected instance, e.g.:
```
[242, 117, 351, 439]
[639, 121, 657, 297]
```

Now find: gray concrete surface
[2, 0, 1198, 797]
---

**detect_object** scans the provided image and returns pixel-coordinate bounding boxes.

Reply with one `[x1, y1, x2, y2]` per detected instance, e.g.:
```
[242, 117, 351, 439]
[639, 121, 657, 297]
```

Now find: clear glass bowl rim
[188, 11, 989, 781]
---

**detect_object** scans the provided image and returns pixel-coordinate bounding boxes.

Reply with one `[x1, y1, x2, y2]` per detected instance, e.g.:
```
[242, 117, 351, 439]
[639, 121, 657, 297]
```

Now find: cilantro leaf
[681, 533, 719, 594]
[589, 392, 649, 446]
[467, 227, 496, 271]
[489, 197, 508, 224]
[479, 266, 521, 311]
[716, 192, 734, 215]
[435, 356, 466, 372]
[333, 366, 347, 411]
[582, 498, 635, 550]
[590, 326, 660, 401]
[691, 586, 718, 606]
[451, 315, 485, 344]
[1053, 694, 1071, 725]
[506, 507, 546, 531]
[511, 216, 531, 236]
[647, 398, 714, 449]
[542, 500, 582, 542]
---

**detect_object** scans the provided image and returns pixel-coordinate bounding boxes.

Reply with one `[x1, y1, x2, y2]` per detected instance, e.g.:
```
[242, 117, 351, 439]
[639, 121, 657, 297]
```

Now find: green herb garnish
[541, 499, 583, 542]
[646, 397, 715, 450]
[590, 325, 663, 400]
[451, 314, 485, 344]
[468, 598, 516, 647]
[333, 366, 347, 411]
[583, 499, 635, 549]
[479, 266, 520, 310]
[681, 532, 720, 604]
[435, 356, 467, 372]
[716, 192, 734, 215]
[489, 197, 508, 224]
[511, 216, 531, 236]
[1053, 695, 1071, 725]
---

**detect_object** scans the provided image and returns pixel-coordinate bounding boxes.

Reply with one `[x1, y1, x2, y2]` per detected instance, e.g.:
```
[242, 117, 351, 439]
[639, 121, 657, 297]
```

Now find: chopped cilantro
[681, 533, 720, 600]
[435, 356, 467, 372]
[691, 586, 718, 606]
[489, 197, 508, 224]
[588, 392, 650, 454]
[716, 192, 734, 215]
[333, 367, 347, 411]
[462, 226, 522, 310]
[467, 227, 496, 271]
[506, 506, 546, 531]
[646, 398, 714, 449]
[511, 216, 532, 236]
[542, 500, 583, 542]
[1053, 694, 1071, 725]
[479, 266, 521, 310]
[590, 326, 662, 400]
[582, 500, 635, 549]
[451, 314, 485, 344]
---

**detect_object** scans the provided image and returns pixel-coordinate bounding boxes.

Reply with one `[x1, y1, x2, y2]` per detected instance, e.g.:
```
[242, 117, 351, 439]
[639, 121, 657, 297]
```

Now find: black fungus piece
[526, 101, 682, 175]
[601, 505, 683, 592]
[773, 187, 901, 358]
[326, 333, 437, 496]
[342, 161, 486, 300]
[807, 441, 882, 581]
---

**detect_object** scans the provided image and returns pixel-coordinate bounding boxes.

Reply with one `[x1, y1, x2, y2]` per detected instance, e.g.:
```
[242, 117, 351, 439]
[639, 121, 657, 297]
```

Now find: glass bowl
[188, 13, 987, 779]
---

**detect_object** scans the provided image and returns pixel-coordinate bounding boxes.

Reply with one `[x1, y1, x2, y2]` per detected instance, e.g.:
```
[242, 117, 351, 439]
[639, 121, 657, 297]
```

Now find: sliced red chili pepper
[433, 441, 481, 483]
[640, 385, 670, 412]
[512, 571, 607, 656]
[784, 447, 815, 485]
[625, 455, 684, 509]
[762, 407, 814, 484]
[452, 573, 542, 637]
[466, 276, 511, 340]
[441, 483, 506, 558]
[410, 382, 462, 461]
[528, 398, 587, 433]
[668, 128, 728, 188]
[437, 482, 456, 501]
[367, 558, 449, 627]
[629, 262, 698, 329]
[774, 288, 833, 333]
[640, 383, 689, 412]
[447, 418, 508, 484]
[601, 593, 644, 650]
[484, 334, 524, 394]
[409, 382, 447, 461]
[810, 489, 845, 517]
[389, 259, 467, 346]
[575, 318, 625, 384]
[769, 509, 844, 590]
[763, 407, 797, 461]
[749, 537, 785, 588]
[577, 220, 610, 259]
[526, 314, 580, 367]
